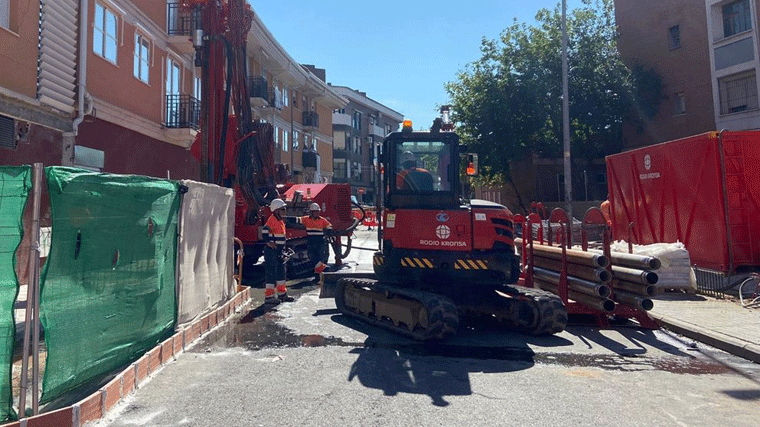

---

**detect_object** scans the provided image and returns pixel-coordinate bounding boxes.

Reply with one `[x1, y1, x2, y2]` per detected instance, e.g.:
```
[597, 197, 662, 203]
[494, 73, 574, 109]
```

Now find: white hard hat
[401, 151, 415, 163]
[269, 198, 286, 211]
[309, 203, 321, 211]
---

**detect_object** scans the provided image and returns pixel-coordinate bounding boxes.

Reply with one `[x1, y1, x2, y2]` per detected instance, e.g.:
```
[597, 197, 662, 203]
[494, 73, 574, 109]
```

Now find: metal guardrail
[302, 111, 319, 128]
[165, 94, 200, 130]
[248, 76, 271, 101]
[167, 3, 198, 36]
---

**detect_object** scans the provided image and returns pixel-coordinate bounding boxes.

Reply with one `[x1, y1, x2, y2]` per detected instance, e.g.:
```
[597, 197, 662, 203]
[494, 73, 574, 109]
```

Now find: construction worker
[396, 151, 434, 191]
[600, 199, 612, 227]
[262, 198, 293, 304]
[299, 203, 332, 281]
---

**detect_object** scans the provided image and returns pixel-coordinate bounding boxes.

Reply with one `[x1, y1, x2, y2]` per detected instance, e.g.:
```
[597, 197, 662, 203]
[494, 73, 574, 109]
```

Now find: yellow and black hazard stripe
[400, 257, 435, 269]
[373, 254, 384, 266]
[453, 259, 489, 270]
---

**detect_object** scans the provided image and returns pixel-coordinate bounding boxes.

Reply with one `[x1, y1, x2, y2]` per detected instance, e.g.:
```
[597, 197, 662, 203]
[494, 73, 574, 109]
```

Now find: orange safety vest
[300, 215, 332, 236]
[264, 214, 287, 245]
[396, 167, 432, 191]
[600, 200, 612, 226]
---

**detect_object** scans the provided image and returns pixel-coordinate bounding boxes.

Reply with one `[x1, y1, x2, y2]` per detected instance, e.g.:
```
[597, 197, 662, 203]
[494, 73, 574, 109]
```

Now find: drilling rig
[183, 0, 358, 277]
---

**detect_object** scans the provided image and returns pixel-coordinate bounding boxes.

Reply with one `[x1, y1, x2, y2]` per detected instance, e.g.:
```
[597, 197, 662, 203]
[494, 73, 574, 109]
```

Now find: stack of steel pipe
[588, 248, 658, 311]
[517, 238, 616, 313]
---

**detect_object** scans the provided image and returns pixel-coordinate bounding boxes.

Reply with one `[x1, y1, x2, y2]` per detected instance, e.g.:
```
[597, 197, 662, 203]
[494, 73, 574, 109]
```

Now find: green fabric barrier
[0, 166, 31, 421]
[41, 167, 180, 403]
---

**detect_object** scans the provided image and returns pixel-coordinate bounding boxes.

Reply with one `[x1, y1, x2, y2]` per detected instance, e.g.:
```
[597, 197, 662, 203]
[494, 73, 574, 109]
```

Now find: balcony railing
[332, 112, 351, 126]
[165, 94, 200, 130]
[249, 76, 271, 101]
[369, 124, 385, 137]
[303, 111, 319, 128]
[167, 3, 198, 36]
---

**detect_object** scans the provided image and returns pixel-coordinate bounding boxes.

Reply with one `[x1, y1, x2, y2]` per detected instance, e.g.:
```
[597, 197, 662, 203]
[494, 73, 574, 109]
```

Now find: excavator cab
[382, 121, 461, 210]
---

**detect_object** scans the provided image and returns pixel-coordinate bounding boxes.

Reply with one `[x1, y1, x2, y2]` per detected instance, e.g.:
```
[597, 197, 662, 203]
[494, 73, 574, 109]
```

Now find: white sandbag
[609, 241, 696, 291]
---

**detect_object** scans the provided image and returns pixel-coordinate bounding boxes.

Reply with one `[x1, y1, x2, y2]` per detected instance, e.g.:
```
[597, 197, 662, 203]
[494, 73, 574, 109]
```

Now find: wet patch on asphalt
[188, 294, 732, 377]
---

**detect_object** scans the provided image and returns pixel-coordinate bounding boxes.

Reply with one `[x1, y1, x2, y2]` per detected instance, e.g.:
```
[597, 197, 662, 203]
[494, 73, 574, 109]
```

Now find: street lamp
[562, 0, 573, 224]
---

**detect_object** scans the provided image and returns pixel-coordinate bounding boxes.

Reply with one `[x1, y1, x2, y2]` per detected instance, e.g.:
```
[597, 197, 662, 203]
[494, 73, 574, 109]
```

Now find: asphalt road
[88, 230, 760, 427]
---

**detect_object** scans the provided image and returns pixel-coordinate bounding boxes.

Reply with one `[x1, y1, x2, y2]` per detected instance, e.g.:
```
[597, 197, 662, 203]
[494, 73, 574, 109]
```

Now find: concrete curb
[648, 312, 760, 364]
[7, 287, 253, 427]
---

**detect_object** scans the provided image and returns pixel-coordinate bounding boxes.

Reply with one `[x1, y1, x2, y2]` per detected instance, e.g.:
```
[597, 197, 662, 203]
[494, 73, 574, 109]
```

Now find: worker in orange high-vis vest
[600, 199, 612, 227]
[262, 198, 293, 304]
[299, 203, 332, 282]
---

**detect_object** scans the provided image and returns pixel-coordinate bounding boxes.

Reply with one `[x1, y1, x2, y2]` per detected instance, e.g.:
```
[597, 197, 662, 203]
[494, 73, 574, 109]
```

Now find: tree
[444, 0, 662, 212]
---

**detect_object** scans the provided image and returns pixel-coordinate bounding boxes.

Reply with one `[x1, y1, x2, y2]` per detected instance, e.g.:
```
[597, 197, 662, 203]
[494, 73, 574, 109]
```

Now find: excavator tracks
[461, 286, 568, 336]
[335, 278, 459, 341]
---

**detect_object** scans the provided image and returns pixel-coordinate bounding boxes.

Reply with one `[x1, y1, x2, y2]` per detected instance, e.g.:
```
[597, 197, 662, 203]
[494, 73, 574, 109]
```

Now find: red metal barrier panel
[606, 131, 760, 273]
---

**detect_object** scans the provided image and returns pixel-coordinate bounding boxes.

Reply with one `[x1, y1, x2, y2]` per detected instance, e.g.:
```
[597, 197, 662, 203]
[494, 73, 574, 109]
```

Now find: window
[194, 76, 201, 101]
[273, 81, 282, 109]
[334, 158, 347, 179]
[133, 34, 150, 83]
[166, 58, 180, 125]
[0, 115, 15, 149]
[283, 130, 289, 152]
[274, 126, 280, 149]
[354, 137, 361, 154]
[312, 137, 317, 150]
[394, 140, 452, 192]
[94, 3, 118, 63]
[674, 92, 686, 115]
[719, 70, 758, 114]
[353, 111, 362, 130]
[668, 25, 681, 50]
[0, 0, 9, 29]
[723, 0, 752, 38]
[293, 131, 299, 150]
[334, 130, 345, 149]
[283, 87, 289, 107]
[385, 124, 392, 135]
[293, 91, 298, 109]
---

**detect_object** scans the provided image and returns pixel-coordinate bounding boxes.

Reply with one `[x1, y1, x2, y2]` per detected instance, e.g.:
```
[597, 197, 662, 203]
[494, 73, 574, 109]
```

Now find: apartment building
[615, 0, 760, 148]
[330, 86, 403, 204]
[706, 0, 760, 130]
[615, 0, 715, 148]
[1, 1, 345, 184]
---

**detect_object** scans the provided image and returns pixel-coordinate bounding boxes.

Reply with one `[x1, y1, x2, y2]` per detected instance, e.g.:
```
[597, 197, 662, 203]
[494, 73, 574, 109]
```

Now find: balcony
[302, 111, 319, 130]
[249, 76, 271, 108]
[369, 124, 385, 138]
[302, 150, 319, 169]
[166, 3, 197, 54]
[333, 112, 351, 127]
[165, 94, 200, 130]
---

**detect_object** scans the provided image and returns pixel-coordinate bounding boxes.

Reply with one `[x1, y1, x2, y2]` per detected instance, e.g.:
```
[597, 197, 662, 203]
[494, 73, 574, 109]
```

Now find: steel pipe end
[596, 255, 609, 268]
[640, 298, 654, 311]
[598, 270, 612, 283]
[598, 285, 611, 299]
[601, 299, 616, 312]
[644, 272, 658, 285]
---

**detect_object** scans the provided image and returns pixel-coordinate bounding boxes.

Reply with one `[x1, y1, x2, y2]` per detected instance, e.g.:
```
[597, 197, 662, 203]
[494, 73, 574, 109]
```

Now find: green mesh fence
[41, 167, 180, 403]
[0, 166, 31, 421]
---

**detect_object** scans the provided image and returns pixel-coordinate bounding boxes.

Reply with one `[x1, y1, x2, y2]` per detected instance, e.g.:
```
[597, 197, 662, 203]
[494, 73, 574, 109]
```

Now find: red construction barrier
[363, 210, 378, 227]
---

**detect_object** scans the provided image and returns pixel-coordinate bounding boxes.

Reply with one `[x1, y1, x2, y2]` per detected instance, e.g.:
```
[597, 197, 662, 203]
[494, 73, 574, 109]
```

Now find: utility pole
[562, 0, 573, 222]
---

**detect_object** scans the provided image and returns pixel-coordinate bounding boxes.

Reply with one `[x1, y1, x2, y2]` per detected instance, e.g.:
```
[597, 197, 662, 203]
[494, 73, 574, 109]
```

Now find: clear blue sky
[252, 1, 584, 128]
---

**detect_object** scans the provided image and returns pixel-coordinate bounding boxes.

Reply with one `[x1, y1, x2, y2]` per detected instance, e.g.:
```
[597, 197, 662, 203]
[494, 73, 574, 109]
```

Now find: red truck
[605, 130, 760, 279]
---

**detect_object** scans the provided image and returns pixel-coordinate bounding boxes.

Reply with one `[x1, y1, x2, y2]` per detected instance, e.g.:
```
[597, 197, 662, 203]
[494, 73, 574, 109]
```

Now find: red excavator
[331, 111, 568, 340]
[183, 0, 358, 277]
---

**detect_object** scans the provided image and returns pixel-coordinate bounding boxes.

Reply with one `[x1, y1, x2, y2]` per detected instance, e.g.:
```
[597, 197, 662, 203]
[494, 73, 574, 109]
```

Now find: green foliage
[445, 0, 661, 180]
